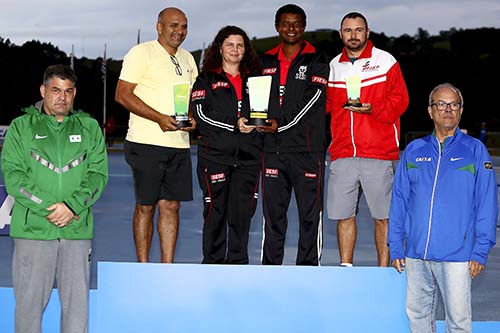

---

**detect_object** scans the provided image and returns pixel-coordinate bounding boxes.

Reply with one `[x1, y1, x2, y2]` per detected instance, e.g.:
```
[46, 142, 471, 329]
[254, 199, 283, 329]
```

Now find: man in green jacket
[1, 64, 108, 333]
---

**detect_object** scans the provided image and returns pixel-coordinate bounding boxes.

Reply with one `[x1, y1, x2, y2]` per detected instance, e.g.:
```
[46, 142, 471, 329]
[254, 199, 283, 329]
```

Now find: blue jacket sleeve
[471, 144, 498, 264]
[388, 148, 411, 261]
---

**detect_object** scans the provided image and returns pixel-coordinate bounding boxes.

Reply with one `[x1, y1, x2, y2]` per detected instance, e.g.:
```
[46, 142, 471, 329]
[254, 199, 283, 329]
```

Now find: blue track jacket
[389, 129, 497, 265]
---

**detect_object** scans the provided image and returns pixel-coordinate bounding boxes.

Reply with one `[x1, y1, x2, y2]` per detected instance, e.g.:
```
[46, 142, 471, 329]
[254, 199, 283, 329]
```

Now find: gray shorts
[327, 157, 395, 220]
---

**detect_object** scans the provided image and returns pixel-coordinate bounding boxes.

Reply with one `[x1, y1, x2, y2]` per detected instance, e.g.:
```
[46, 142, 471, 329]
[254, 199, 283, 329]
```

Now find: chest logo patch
[295, 66, 307, 80]
[212, 82, 230, 90]
[484, 161, 493, 170]
[35, 134, 47, 139]
[361, 61, 380, 72]
[69, 135, 81, 143]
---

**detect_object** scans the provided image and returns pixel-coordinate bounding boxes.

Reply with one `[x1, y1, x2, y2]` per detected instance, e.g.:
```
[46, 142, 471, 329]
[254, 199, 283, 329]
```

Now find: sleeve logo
[191, 90, 206, 100]
[263, 68, 277, 75]
[311, 76, 327, 85]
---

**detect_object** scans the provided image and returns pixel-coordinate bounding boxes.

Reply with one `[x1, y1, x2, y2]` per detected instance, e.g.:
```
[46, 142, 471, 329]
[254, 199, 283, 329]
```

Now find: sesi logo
[265, 168, 279, 178]
[210, 172, 226, 183]
[191, 90, 206, 100]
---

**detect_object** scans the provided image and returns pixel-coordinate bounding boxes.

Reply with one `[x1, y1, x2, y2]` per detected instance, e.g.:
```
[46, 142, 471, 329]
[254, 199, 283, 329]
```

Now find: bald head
[156, 7, 188, 55]
[158, 7, 186, 23]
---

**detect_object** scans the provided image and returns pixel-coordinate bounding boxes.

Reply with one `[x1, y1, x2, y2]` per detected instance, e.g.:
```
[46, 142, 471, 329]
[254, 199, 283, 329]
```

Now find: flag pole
[102, 43, 107, 141]
[70, 44, 74, 70]
[199, 42, 205, 71]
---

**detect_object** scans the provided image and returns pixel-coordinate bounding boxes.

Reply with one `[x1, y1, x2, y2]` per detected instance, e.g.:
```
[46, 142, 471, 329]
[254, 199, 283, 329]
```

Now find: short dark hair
[340, 12, 368, 30]
[275, 4, 306, 28]
[43, 64, 77, 86]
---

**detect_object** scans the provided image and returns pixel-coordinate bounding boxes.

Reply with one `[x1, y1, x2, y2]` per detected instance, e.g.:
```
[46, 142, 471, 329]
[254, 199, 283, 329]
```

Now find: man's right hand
[256, 119, 278, 133]
[392, 258, 406, 273]
[158, 114, 179, 131]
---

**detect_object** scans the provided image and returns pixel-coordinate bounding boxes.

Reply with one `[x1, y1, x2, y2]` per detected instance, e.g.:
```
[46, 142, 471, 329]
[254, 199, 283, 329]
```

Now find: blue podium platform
[97, 263, 407, 333]
[1, 262, 499, 332]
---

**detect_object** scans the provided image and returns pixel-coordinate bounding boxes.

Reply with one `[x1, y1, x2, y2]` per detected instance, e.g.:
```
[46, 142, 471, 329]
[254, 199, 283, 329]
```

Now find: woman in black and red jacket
[191, 25, 262, 264]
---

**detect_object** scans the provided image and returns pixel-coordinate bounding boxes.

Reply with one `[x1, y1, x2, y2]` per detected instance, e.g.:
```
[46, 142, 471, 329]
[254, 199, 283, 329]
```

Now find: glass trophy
[172, 82, 191, 128]
[247, 76, 272, 126]
[344, 75, 362, 107]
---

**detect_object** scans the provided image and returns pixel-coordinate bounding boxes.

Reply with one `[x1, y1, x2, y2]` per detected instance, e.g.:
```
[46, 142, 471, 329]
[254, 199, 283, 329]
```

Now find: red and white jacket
[326, 41, 409, 161]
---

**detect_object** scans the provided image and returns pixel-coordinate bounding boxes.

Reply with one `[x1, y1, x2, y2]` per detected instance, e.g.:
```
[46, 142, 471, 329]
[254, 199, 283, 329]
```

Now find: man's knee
[374, 218, 388, 226]
[135, 204, 155, 215]
[158, 200, 180, 213]
[338, 217, 356, 225]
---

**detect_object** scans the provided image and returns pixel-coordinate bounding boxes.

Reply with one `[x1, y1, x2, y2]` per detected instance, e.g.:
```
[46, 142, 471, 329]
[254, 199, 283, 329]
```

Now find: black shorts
[124, 141, 193, 204]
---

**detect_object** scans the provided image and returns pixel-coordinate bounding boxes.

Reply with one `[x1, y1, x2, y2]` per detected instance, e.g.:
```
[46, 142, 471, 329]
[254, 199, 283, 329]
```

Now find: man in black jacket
[258, 4, 329, 265]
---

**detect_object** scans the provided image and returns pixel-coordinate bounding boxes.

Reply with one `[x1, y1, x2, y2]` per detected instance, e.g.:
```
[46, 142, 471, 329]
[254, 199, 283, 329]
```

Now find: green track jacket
[1, 103, 108, 240]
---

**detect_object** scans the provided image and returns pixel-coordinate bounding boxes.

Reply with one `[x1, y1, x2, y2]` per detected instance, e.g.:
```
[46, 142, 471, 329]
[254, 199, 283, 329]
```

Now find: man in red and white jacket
[326, 12, 409, 267]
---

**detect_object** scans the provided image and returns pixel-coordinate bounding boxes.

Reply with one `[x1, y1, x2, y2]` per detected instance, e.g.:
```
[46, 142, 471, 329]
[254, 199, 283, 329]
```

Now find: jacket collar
[339, 40, 374, 63]
[23, 101, 85, 123]
[431, 127, 462, 151]
[265, 41, 316, 57]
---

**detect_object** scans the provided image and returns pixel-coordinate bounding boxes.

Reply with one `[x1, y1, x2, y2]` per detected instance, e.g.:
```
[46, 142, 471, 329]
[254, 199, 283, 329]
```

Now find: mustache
[348, 39, 361, 43]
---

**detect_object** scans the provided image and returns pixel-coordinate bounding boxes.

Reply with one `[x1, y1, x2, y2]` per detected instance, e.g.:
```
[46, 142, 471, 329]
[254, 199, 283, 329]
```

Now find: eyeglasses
[430, 101, 462, 111]
[170, 55, 182, 76]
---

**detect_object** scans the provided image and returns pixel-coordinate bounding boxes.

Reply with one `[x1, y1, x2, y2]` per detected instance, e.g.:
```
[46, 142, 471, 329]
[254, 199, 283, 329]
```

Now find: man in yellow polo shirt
[115, 7, 198, 263]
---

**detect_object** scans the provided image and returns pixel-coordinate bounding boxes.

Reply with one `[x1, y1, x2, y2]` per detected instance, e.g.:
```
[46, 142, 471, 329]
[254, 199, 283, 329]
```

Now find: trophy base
[174, 115, 191, 129]
[247, 118, 269, 126]
[343, 98, 362, 108]
[176, 120, 192, 129]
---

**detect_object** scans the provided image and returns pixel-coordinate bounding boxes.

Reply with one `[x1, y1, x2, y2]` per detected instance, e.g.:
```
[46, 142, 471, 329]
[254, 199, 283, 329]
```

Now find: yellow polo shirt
[119, 40, 198, 148]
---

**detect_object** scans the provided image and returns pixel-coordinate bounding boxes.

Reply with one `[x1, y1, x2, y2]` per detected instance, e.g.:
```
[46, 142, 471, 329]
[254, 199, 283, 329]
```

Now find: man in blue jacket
[389, 83, 497, 332]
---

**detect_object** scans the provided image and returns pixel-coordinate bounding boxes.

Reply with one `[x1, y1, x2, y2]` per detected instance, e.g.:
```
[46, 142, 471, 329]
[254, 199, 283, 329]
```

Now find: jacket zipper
[424, 137, 442, 259]
[24, 208, 29, 225]
[349, 62, 357, 157]
[56, 123, 63, 238]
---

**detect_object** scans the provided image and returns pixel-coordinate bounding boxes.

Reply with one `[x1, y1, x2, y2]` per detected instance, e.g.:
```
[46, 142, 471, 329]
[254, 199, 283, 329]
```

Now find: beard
[345, 38, 367, 52]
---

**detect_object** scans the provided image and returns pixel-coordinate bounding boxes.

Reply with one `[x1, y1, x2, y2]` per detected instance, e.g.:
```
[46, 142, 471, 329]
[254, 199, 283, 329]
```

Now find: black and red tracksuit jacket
[191, 70, 262, 166]
[260, 41, 329, 154]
